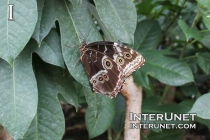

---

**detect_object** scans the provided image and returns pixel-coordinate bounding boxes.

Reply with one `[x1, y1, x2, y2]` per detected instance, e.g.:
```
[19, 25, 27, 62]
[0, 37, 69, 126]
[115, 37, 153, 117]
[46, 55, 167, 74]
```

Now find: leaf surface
[189, 93, 210, 119]
[32, 0, 56, 44]
[0, 40, 38, 139]
[0, 0, 37, 64]
[136, 51, 194, 87]
[93, 0, 137, 44]
[84, 87, 115, 139]
[35, 29, 65, 68]
[134, 19, 162, 50]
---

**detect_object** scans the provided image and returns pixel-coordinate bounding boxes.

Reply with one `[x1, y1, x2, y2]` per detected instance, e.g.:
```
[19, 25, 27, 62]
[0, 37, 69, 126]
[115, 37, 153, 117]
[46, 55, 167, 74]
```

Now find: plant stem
[162, 0, 187, 38]
[159, 85, 170, 105]
[108, 127, 112, 140]
[180, 40, 197, 59]
[115, 131, 122, 140]
[179, 12, 201, 59]
[121, 76, 142, 140]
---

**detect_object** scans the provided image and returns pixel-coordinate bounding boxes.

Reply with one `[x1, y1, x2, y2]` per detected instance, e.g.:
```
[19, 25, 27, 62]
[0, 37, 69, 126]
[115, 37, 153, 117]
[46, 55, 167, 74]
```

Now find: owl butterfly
[80, 41, 145, 98]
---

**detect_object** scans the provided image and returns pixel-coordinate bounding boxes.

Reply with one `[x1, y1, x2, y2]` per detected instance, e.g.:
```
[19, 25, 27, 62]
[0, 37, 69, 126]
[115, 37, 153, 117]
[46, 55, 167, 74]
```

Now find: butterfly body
[80, 41, 145, 98]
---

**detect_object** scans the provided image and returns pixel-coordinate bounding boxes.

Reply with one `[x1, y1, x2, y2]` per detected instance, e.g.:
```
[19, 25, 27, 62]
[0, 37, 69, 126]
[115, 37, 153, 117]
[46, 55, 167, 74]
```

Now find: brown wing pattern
[80, 41, 145, 98]
[80, 50, 125, 98]
[112, 43, 145, 77]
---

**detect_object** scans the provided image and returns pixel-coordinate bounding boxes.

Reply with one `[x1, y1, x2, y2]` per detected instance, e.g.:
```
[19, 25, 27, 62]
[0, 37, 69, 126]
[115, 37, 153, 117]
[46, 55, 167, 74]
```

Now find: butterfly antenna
[65, 43, 80, 48]
[85, 25, 94, 44]
[78, 30, 86, 43]
[73, 58, 80, 68]
[78, 24, 94, 46]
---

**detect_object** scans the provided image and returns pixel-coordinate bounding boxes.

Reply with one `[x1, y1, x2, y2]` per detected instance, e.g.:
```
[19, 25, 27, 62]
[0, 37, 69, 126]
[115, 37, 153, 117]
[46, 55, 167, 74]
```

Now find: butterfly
[80, 41, 145, 98]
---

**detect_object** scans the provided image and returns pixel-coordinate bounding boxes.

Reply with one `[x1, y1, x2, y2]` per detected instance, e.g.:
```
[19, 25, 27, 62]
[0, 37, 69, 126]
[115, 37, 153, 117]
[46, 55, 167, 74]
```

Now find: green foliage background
[0, 0, 210, 139]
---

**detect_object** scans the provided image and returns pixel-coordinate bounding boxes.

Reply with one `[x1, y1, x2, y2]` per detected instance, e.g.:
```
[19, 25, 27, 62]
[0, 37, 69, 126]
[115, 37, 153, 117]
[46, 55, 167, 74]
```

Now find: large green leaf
[134, 51, 177, 90]
[22, 57, 65, 140]
[84, 87, 115, 139]
[56, 0, 102, 87]
[0, 0, 37, 64]
[47, 65, 78, 110]
[0, 40, 38, 139]
[87, 3, 116, 42]
[134, 19, 162, 50]
[178, 19, 202, 41]
[32, 0, 56, 44]
[35, 29, 65, 68]
[93, 0, 137, 44]
[137, 50, 194, 86]
[189, 93, 210, 119]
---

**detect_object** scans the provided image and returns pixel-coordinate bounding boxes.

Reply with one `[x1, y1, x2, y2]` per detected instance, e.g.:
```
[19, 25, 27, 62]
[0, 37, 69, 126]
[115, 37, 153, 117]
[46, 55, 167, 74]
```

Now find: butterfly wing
[85, 41, 145, 77]
[80, 50, 125, 98]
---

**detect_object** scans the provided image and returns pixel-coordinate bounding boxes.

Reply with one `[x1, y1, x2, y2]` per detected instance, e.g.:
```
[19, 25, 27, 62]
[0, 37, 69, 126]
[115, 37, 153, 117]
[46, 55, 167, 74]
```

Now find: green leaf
[199, 32, 210, 50]
[143, 96, 190, 114]
[84, 87, 115, 139]
[147, 129, 184, 140]
[0, 1, 37, 64]
[23, 57, 65, 140]
[46, 65, 79, 110]
[138, 50, 194, 86]
[133, 70, 150, 90]
[178, 19, 202, 41]
[189, 93, 210, 119]
[197, 0, 210, 10]
[93, 0, 137, 44]
[180, 83, 199, 97]
[134, 19, 162, 50]
[0, 40, 38, 139]
[56, 0, 102, 87]
[87, 3, 116, 41]
[35, 29, 65, 68]
[32, 0, 56, 44]
[196, 52, 210, 74]
[69, 0, 81, 8]
[142, 96, 192, 125]
[203, 16, 210, 31]
[195, 116, 210, 128]
[179, 100, 195, 112]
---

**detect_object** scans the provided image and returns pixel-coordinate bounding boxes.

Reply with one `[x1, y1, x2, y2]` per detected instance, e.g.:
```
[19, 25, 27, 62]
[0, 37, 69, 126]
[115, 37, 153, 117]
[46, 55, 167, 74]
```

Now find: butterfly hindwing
[112, 42, 145, 77]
